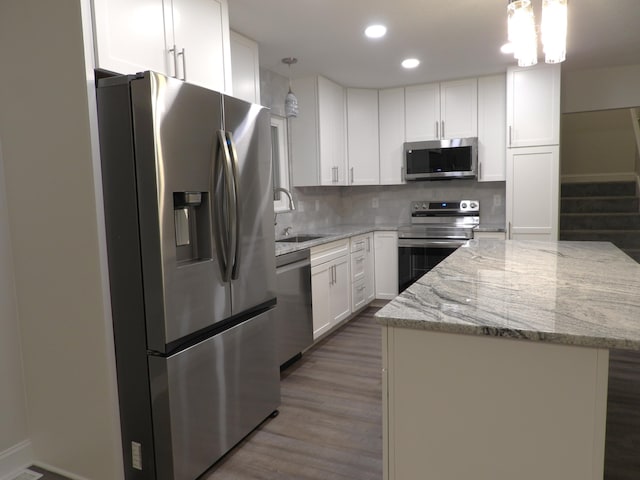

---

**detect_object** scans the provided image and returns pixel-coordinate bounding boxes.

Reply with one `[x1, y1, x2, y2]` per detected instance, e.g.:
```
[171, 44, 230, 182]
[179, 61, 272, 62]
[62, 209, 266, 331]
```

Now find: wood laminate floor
[203, 307, 383, 480]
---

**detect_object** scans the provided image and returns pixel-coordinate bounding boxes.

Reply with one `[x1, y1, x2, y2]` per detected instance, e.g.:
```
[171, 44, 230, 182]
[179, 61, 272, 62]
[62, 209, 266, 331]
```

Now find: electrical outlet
[298, 201, 305, 212]
[493, 194, 502, 207]
[372, 197, 379, 208]
[315, 200, 320, 211]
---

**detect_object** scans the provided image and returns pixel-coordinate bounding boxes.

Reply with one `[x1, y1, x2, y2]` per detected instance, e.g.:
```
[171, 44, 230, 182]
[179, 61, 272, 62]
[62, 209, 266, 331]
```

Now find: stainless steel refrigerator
[96, 71, 279, 480]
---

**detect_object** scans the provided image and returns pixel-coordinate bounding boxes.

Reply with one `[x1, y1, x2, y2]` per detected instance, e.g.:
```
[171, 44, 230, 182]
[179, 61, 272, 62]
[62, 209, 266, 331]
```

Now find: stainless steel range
[398, 200, 479, 292]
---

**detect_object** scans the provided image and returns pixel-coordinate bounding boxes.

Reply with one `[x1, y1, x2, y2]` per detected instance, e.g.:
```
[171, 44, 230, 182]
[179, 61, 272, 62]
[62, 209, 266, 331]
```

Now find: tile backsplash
[274, 180, 506, 236]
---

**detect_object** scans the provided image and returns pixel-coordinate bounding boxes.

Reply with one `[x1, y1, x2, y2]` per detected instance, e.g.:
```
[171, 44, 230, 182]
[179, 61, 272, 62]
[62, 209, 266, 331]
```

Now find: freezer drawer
[148, 309, 280, 480]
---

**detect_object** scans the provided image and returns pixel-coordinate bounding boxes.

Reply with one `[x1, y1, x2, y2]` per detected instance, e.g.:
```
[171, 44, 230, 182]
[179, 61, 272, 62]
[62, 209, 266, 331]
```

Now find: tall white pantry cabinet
[505, 64, 561, 241]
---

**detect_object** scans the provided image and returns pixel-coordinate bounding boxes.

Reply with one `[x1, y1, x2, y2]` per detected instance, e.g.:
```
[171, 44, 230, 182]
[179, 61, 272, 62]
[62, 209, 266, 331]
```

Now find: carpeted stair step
[561, 181, 637, 198]
[559, 230, 640, 250]
[560, 212, 640, 230]
[623, 249, 640, 263]
[561, 196, 640, 214]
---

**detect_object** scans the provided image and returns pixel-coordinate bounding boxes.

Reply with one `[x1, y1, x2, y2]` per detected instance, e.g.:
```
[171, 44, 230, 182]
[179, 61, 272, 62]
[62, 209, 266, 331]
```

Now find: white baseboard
[0, 440, 33, 480]
[32, 462, 91, 480]
[561, 172, 637, 183]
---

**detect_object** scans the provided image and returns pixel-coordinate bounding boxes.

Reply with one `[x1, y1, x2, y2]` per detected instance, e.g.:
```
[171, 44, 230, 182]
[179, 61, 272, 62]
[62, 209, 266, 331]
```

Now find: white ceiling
[228, 0, 640, 89]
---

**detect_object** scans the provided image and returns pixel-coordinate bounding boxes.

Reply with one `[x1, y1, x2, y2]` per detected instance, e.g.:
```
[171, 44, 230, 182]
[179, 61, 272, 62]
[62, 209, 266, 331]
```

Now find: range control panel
[411, 200, 479, 214]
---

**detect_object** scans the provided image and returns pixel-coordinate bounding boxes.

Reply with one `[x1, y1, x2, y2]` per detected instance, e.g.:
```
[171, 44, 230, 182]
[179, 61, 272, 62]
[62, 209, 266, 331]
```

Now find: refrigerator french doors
[97, 71, 279, 480]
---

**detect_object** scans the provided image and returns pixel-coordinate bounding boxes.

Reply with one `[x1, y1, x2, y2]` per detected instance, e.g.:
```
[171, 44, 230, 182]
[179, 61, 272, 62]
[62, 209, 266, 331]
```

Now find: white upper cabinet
[405, 78, 477, 142]
[93, 0, 167, 75]
[347, 89, 380, 185]
[440, 78, 478, 139]
[230, 30, 260, 103]
[405, 83, 440, 141]
[93, 0, 232, 93]
[477, 74, 506, 182]
[506, 63, 561, 147]
[379, 88, 406, 185]
[291, 76, 347, 186]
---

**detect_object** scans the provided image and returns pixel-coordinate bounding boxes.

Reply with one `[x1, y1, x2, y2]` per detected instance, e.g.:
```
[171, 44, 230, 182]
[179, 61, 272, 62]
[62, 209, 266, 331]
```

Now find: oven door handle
[398, 239, 467, 249]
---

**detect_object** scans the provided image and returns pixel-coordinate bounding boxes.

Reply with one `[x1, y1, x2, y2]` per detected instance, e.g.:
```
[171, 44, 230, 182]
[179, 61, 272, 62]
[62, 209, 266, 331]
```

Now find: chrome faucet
[273, 187, 296, 226]
[274, 187, 295, 211]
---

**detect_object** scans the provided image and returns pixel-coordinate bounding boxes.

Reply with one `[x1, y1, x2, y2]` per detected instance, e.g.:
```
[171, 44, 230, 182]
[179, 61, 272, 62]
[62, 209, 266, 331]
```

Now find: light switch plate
[493, 194, 502, 207]
[372, 198, 379, 208]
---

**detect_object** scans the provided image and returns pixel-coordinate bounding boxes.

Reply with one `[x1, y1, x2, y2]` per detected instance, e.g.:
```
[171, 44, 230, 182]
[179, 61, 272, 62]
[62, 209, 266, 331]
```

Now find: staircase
[559, 180, 640, 263]
[561, 180, 640, 480]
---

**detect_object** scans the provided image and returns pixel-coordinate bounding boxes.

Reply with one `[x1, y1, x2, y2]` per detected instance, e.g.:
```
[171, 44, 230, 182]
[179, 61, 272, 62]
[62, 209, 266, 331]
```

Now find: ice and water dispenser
[173, 192, 212, 264]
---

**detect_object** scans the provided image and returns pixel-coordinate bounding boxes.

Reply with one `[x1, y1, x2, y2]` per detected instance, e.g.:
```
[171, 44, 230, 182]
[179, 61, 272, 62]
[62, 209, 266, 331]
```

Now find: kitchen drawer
[352, 278, 368, 312]
[310, 238, 350, 267]
[351, 250, 367, 282]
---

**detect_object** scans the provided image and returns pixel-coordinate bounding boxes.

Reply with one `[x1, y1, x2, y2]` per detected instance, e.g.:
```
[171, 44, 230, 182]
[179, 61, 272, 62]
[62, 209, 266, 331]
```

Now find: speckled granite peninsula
[378, 239, 640, 480]
[376, 239, 640, 350]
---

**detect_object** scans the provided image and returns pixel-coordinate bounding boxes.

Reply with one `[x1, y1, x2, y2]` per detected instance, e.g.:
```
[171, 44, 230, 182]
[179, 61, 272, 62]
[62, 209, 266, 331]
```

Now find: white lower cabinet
[374, 231, 398, 300]
[311, 239, 351, 339]
[350, 233, 375, 311]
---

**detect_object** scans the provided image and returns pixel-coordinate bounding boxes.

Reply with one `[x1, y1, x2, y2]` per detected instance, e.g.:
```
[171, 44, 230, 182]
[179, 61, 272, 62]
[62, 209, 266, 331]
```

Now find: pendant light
[541, 0, 567, 64]
[507, 0, 538, 67]
[282, 57, 299, 118]
[505, 0, 568, 67]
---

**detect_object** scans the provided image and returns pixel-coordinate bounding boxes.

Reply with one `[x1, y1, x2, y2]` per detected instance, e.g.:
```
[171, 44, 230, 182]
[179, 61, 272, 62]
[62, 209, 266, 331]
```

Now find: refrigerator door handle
[225, 131, 241, 280]
[215, 129, 236, 282]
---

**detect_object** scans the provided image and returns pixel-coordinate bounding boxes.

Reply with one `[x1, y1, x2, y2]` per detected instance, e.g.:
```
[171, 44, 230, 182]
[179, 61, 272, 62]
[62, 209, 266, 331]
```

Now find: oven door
[398, 239, 465, 292]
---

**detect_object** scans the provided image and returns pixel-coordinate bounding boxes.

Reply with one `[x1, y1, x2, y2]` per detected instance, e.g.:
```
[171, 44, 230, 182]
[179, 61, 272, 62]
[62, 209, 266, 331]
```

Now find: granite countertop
[375, 239, 640, 350]
[275, 224, 399, 256]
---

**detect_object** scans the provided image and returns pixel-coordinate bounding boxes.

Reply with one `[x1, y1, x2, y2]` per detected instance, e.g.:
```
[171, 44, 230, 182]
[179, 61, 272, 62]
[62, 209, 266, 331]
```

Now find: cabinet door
[318, 76, 347, 185]
[374, 231, 398, 300]
[477, 75, 506, 182]
[506, 146, 559, 241]
[230, 30, 260, 103]
[93, 0, 168, 75]
[507, 64, 561, 147]
[172, 0, 232, 93]
[379, 88, 406, 185]
[347, 89, 380, 185]
[330, 256, 351, 324]
[311, 263, 332, 339]
[405, 83, 440, 141]
[440, 78, 477, 139]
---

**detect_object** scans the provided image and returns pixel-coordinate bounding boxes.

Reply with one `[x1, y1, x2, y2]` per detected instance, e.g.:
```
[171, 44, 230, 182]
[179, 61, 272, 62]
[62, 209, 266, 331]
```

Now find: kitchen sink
[276, 234, 325, 243]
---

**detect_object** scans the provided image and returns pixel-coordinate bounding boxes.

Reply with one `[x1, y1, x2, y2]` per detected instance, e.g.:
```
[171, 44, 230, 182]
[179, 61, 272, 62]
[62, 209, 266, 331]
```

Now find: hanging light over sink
[282, 57, 299, 118]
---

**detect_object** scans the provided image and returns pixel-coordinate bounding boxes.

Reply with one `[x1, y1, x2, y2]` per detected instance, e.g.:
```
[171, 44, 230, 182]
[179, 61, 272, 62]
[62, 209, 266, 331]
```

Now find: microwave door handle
[225, 131, 241, 280]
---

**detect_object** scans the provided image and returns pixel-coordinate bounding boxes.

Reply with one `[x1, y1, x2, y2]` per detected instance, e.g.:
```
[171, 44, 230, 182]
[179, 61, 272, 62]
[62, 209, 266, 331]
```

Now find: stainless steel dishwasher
[275, 249, 313, 367]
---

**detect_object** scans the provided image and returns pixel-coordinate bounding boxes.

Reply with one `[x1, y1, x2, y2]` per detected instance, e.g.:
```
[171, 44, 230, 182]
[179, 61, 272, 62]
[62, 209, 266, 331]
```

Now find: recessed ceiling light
[365, 24, 387, 39]
[500, 42, 515, 54]
[402, 58, 420, 69]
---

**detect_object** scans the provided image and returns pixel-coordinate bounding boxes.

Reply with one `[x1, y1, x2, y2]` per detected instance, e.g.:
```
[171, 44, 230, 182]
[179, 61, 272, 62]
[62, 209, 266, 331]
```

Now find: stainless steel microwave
[404, 137, 477, 180]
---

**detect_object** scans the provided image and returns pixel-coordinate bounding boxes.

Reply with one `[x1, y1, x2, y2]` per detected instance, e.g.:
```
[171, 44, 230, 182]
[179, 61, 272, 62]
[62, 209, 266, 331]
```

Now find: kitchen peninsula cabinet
[347, 89, 380, 185]
[376, 240, 640, 480]
[379, 88, 406, 185]
[310, 239, 351, 339]
[93, 0, 232, 93]
[405, 78, 477, 142]
[291, 76, 348, 186]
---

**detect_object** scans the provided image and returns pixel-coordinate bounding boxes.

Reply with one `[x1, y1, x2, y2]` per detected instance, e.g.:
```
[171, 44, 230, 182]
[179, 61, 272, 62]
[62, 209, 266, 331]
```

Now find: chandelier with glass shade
[506, 0, 567, 67]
